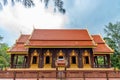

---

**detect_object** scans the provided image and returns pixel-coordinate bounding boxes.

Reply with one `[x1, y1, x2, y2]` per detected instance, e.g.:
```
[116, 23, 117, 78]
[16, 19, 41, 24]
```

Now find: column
[38, 49, 41, 68]
[90, 49, 94, 68]
[27, 49, 32, 68]
[51, 49, 55, 68]
[39, 49, 44, 68]
[103, 56, 106, 67]
[96, 56, 99, 67]
[66, 48, 70, 68]
[15, 55, 18, 68]
[22, 56, 25, 68]
[10, 54, 15, 68]
[78, 49, 83, 68]
[107, 54, 110, 68]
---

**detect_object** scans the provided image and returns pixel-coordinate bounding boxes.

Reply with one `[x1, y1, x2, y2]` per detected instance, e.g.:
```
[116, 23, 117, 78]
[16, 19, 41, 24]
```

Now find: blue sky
[0, 0, 120, 46]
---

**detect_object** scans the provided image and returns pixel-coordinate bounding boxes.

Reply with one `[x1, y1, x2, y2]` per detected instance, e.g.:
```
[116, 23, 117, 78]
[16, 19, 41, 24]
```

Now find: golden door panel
[31, 50, 39, 68]
[70, 50, 78, 68]
[44, 50, 52, 68]
[82, 50, 91, 68]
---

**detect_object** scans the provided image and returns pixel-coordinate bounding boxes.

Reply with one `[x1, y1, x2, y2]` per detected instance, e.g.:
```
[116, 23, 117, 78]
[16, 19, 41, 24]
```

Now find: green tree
[104, 22, 120, 69]
[0, 35, 10, 70]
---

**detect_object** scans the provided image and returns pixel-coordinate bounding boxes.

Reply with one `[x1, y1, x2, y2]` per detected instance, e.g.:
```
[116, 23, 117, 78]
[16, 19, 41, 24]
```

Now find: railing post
[37, 71, 39, 80]
[106, 72, 109, 80]
[65, 67, 67, 78]
[56, 67, 58, 78]
[83, 72, 85, 80]
[13, 71, 16, 80]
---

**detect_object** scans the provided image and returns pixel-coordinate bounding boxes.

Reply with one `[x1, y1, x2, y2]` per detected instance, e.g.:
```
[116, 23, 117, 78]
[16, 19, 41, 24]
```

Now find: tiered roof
[92, 35, 114, 54]
[8, 34, 30, 54]
[8, 29, 113, 54]
[26, 29, 96, 47]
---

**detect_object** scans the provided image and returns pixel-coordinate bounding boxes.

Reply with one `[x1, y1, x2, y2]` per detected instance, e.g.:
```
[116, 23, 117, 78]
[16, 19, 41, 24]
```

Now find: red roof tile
[9, 44, 28, 52]
[92, 35, 104, 44]
[28, 40, 95, 47]
[26, 29, 95, 47]
[8, 29, 114, 54]
[17, 34, 30, 43]
[30, 29, 92, 40]
[92, 35, 113, 53]
[93, 44, 114, 53]
[8, 34, 30, 53]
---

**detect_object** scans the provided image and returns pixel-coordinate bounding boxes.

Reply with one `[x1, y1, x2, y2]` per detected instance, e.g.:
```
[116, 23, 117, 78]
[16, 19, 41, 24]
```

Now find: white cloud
[0, 0, 67, 34]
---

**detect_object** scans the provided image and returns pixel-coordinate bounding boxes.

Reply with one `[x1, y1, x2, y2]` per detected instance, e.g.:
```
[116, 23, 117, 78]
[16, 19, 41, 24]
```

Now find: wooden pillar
[65, 48, 70, 68]
[90, 49, 94, 68]
[11, 54, 15, 68]
[27, 49, 33, 68]
[23, 55, 27, 68]
[79, 49, 83, 68]
[41, 49, 44, 68]
[15, 55, 18, 68]
[67, 49, 70, 68]
[96, 56, 99, 67]
[52, 49, 56, 68]
[103, 56, 106, 67]
[107, 54, 110, 68]
[95, 56, 98, 68]
[78, 49, 81, 68]
[92, 55, 94, 68]
[38, 49, 41, 68]
[25, 56, 28, 68]
[39, 48, 44, 68]
[38, 50, 41, 68]
[22, 56, 25, 68]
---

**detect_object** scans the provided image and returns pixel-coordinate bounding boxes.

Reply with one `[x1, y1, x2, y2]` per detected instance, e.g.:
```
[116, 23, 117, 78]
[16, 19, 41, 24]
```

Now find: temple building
[8, 29, 114, 69]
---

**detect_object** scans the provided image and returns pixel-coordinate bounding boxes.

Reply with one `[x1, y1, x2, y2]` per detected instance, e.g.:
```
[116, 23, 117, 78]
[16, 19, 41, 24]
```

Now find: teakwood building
[8, 29, 114, 69]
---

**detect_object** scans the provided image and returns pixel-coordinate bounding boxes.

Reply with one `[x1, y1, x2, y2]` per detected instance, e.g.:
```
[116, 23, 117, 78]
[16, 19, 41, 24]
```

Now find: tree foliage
[104, 22, 120, 69]
[0, 35, 10, 70]
[0, 0, 66, 14]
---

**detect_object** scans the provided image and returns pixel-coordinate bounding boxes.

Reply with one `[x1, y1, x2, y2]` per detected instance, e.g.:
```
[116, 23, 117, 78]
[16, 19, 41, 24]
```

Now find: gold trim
[44, 50, 52, 68]
[93, 52, 113, 54]
[25, 46, 96, 48]
[8, 52, 28, 54]
[82, 50, 91, 68]
[70, 50, 78, 68]
[57, 50, 65, 59]
[31, 50, 38, 68]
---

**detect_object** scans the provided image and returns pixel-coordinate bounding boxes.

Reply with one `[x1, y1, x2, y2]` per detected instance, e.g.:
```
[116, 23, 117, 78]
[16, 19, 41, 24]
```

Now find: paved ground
[0, 78, 120, 80]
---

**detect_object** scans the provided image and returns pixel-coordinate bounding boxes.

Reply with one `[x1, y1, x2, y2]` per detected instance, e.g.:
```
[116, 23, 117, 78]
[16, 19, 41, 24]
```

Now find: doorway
[70, 50, 78, 68]
[83, 50, 91, 68]
[31, 50, 38, 68]
[45, 56, 50, 64]
[84, 56, 89, 64]
[32, 56, 37, 64]
[72, 56, 76, 64]
[44, 50, 52, 68]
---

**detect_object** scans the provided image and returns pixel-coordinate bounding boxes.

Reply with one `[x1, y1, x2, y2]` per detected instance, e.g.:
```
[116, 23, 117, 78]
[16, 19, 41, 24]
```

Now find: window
[46, 56, 50, 64]
[32, 56, 37, 64]
[58, 56, 64, 60]
[72, 56, 76, 64]
[85, 56, 89, 64]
